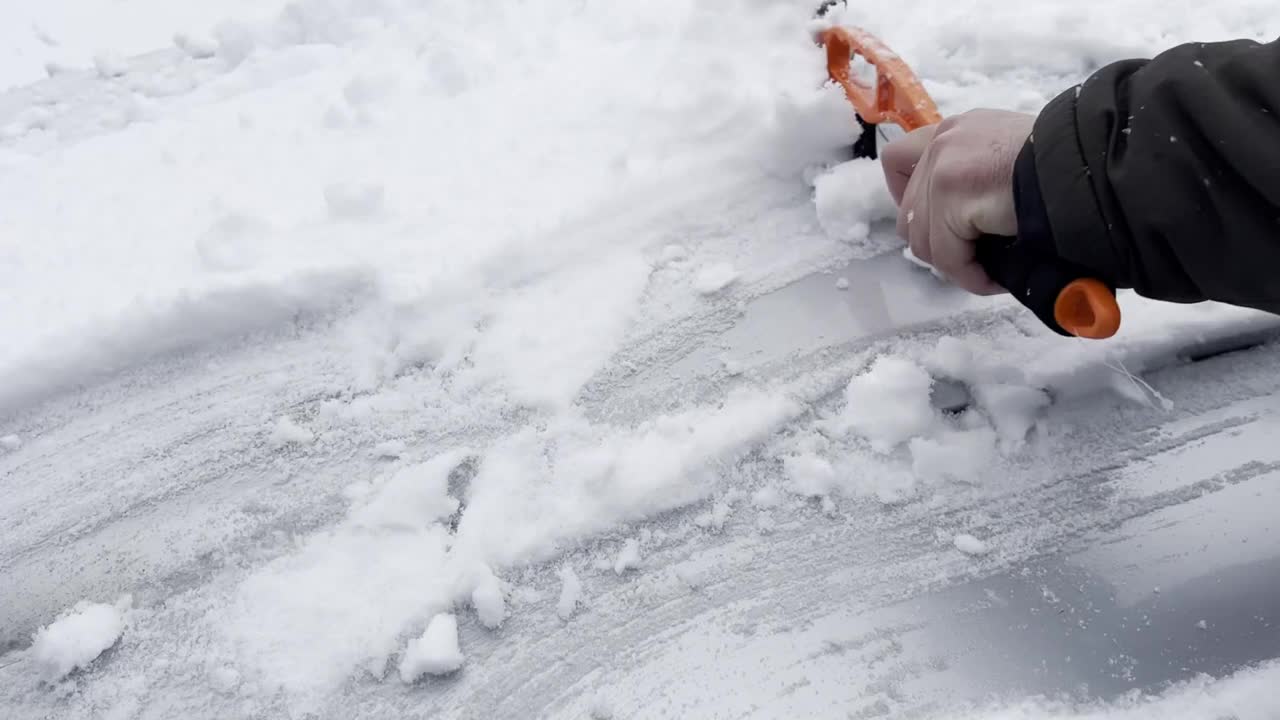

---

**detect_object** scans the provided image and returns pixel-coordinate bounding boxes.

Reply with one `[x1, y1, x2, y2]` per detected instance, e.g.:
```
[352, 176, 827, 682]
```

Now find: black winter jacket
[1015, 38, 1280, 312]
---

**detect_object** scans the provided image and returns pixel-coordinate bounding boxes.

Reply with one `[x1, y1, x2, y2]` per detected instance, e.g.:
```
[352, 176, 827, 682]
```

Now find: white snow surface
[2, 0, 1280, 718]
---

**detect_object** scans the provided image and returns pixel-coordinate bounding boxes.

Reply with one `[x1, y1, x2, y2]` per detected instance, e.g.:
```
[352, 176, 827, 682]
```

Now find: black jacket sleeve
[1014, 38, 1280, 313]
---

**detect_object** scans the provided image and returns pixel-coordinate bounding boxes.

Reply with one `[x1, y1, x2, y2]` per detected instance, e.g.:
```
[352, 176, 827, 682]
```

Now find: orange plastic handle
[1056, 278, 1122, 339]
[817, 26, 941, 133]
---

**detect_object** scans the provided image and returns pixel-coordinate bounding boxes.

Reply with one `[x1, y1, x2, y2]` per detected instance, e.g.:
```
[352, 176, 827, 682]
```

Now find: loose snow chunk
[399, 614, 464, 682]
[349, 451, 465, 531]
[173, 33, 219, 59]
[840, 356, 937, 453]
[721, 357, 744, 376]
[783, 452, 837, 497]
[556, 565, 583, 620]
[613, 538, 642, 575]
[835, 277, 850, 291]
[751, 486, 782, 509]
[31, 600, 126, 681]
[659, 244, 688, 265]
[813, 159, 899, 256]
[324, 182, 386, 220]
[93, 52, 128, 79]
[195, 212, 267, 273]
[589, 698, 616, 719]
[0, 434, 21, 451]
[471, 567, 506, 630]
[269, 416, 314, 447]
[953, 534, 990, 556]
[209, 665, 241, 693]
[755, 512, 776, 534]
[214, 21, 256, 67]
[45, 62, 74, 78]
[694, 500, 733, 531]
[974, 383, 1050, 446]
[694, 262, 739, 295]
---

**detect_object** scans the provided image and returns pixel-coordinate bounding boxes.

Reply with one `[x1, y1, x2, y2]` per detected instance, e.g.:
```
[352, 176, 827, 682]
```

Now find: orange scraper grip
[1055, 278, 1122, 339]
[975, 234, 1122, 339]
[818, 24, 1122, 339]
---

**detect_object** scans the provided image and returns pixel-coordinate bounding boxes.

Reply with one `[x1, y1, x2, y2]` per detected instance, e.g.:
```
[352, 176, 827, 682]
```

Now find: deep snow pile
[2, 0, 1279, 718]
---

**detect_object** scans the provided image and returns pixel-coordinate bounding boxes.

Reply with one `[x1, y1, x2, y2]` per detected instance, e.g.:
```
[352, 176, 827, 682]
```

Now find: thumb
[880, 124, 939, 205]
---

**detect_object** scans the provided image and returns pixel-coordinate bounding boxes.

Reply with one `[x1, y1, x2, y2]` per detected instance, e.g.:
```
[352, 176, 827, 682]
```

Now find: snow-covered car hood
[2, 1, 1279, 718]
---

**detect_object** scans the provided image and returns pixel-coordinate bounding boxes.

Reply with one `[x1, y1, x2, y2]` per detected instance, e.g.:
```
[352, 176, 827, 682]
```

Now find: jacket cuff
[1011, 139, 1055, 260]
[1027, 87, 1122, 286]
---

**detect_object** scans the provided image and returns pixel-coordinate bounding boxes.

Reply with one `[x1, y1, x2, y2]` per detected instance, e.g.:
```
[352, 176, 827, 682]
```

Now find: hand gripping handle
[975, 235, 1121, 339]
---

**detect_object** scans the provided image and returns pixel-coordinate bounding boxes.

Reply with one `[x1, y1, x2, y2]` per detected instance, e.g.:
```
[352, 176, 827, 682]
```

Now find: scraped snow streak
[2, 0, 1279, 718]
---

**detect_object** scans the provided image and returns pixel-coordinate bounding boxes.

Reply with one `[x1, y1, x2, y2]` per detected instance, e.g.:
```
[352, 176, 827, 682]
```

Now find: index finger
[880, 124, 939, 206]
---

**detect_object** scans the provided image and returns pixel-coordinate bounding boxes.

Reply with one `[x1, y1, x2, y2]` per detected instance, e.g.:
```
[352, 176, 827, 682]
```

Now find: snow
[613, 539, 642, 575]
[347, 451, 464, 532]
[173, 33, 219, 60]
[693, 500, 734, 532]
[450, 389, 800, 567]
[949, 660, 1280, 719]
[92, 52, 128, 79]
[323, 182, 385, 220]
[953, 533, 990, 557]
[268, 415, 314, 446]
[370, 439, 406, 459]
[30, 599, 127, 682]
[398, 614, 464, 682]
[212, 21, 255, 68]
[1, 0, 1279, 717]
[750, 486, 783, 509]
[471, 566, 506, 630]
[1, 1, 289, 89]
[694, 263, 740, 295]
[910, 428, 998, 484]
[813, 158, 900, 255]
[783, 452, 838, 497]
[556, 565, 583, 621]
[195, 212, 270, 273]
[838, 356, 938, 453]
[659, 244, 689, 265]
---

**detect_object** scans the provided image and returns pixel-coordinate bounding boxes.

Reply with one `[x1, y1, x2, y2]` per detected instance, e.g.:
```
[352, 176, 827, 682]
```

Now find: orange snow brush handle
[818, 25, 1122, 339]
[974, 236, 1122, 339]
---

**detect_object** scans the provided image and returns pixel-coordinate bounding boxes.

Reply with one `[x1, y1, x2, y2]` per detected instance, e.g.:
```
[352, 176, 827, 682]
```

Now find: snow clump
[31, 599, 128, 681]
[399, 613, 465, 682]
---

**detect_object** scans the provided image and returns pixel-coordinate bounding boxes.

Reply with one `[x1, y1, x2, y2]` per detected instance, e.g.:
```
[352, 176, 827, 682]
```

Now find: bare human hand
[880, 109, 1035, 295]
